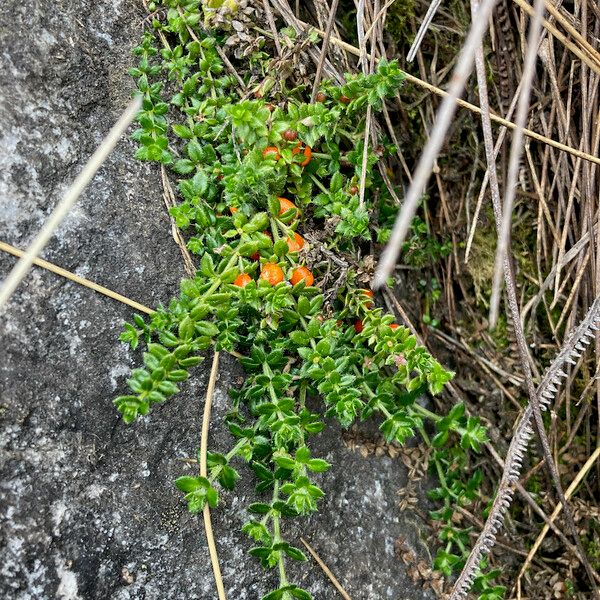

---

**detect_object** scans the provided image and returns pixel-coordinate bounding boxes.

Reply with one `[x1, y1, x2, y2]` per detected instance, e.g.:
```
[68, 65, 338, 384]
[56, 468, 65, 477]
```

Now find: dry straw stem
[512, 0, 600, 75]
[0, 242, 253, 367]
[517, 445, 600, 586]
[406, 0, 443, 62]
[300, 538, 352, 600]
[0, 96, 141, 311]
[0, 241, 154, 314]
[200, 351, 227, 600]
[449, 0, 600, 594]
[161, 164, 197, 276]
[489, 0, 546, 327]
[297, 21, 600, 167]
[309, 0, 340, 102]
[372, 0, 499, 288]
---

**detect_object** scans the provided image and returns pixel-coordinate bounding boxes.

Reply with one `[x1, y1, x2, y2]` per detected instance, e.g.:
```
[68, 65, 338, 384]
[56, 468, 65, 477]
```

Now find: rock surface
[0, 2, 436, 599]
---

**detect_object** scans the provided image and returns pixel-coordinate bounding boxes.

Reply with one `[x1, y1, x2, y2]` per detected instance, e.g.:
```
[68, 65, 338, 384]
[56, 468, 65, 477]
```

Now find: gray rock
[0, 2, 437, 599]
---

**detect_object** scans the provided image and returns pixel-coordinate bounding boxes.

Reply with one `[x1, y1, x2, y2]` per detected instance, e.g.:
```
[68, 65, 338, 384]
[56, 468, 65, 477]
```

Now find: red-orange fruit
[262, 146, 281, 160]
[286, 232, 305, 253]
[290, 266, 314, 287]
[233, 273, 252, 288]
[291, 143, 311, 167]
[278, 197, 297, 216]
[260, 262, 284, 285]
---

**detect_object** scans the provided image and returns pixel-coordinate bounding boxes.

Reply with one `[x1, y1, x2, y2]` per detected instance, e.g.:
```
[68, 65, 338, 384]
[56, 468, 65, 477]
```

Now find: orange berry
[278, 197, 297, 216]
[260, 262, 284, 285]
[291, 143, 312, 167]
[233, 273, 252, 288]
[354, 319, 364, 333]
[229, 206, 238, 214]
[389, 323, 399, 330]
[360, 288, 374, 308]
[262, 146, 281, 160]
[290, 266, 314, 287]
[286, 232, 305, 253]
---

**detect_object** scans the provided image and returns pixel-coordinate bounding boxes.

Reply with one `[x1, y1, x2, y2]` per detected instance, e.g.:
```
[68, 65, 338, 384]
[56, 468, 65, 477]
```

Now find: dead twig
[300, 538, 352, 600]
[0, 240, 154, 315]
[200, 352, 227, 600]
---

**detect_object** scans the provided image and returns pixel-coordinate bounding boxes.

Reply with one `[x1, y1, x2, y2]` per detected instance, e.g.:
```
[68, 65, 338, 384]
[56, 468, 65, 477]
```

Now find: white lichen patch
[55, 557, 80, 600]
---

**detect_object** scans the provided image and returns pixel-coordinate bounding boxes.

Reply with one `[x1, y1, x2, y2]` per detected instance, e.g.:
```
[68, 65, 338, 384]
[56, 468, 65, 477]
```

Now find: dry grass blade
[310, 0, 340, 102]
[161, 165, 197, 276]
[406, 0, 444, 62]
[0, 241, 154, 315]
[489, 0, 545, 328]
[372, 0, 499, 289]
[300, 538, 352, 600]
[200, 351, 227, 600]
[263, 0, 283, 56]
[0, 242, 251, 367]
[0, 96, 141, 311]
[517, 445, 600, 585]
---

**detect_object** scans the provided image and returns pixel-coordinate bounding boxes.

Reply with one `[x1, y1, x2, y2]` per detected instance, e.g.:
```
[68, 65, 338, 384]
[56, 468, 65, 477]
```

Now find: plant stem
[272, 480, 289, 587]
[411, 401, 442, 422]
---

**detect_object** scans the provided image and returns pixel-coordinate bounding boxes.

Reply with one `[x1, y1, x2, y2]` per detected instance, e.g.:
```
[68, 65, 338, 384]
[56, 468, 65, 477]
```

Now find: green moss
[385, 0, 416, 46]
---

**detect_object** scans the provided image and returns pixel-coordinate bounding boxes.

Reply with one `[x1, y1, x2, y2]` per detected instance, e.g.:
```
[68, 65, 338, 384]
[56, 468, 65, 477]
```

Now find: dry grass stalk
[0, 97, 141, 310]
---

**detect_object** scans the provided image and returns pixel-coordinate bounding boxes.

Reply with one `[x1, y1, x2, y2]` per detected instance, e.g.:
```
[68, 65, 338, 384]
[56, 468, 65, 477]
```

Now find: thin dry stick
[310, 0, 340, 102]
[543, 0, 600, 67]
[262, 0, 283, 56]
[200, 351, 227, 600]
[269, 20, 600, 167]
[406, 0, 444, 62]
[517, 445, 600, 584]
[161, 165, 197, 275]
[0, 241, 154, 315]
[300, 538, 352, 600]
[0, 96, 141, 310]
[356, 0, 376, 209]
[372, 0, 500, 289]
[512, 0, 600, 75]
[450, 2, 600, 594]
[0, 242, 250, 364]
[489, 0, 546, 328]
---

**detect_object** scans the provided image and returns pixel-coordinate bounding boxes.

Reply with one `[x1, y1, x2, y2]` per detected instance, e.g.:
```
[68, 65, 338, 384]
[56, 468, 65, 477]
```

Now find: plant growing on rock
[115, 2, 494, 598]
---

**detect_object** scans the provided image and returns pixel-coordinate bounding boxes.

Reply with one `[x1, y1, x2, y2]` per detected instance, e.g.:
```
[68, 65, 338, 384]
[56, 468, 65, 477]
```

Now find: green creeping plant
[114, 3, 501, 598]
